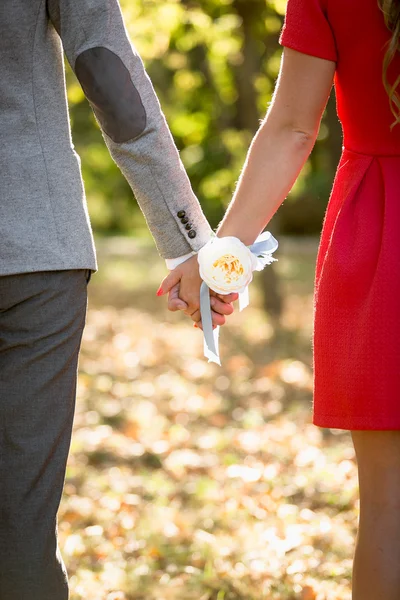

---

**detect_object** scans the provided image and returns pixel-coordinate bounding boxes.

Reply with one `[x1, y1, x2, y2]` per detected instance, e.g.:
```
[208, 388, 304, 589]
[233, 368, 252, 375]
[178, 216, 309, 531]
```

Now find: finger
[191, 308, 225, 326]
[182, 300, 200, 315]
[187, 309, 201, 323]
[214, 292, 239, 303]
[167, 283, 188, 312]
[210, 297, 234, 316]
[211, 310, 226, 327]
[194, 322, 218, 331]
[168, 298, 188, 311]
[210, 291, 239, 303]
[157, 268, 182, 296]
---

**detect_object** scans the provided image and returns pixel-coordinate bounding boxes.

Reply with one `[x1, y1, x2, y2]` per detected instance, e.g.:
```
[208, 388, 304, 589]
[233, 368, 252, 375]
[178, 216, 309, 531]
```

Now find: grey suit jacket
[0, 0, 214, 275]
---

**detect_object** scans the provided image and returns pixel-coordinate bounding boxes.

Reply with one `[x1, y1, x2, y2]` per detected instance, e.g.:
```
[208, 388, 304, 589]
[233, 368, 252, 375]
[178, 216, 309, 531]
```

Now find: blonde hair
[378, 0, 400, 128]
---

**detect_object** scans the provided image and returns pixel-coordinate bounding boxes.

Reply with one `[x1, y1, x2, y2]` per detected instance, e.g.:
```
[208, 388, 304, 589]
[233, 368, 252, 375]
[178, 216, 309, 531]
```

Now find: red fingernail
[156, 286, 164, 297]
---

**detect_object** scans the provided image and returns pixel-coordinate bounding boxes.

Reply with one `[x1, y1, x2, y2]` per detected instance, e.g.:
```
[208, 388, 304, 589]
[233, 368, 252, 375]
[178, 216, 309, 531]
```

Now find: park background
[61, 1, 357, 599]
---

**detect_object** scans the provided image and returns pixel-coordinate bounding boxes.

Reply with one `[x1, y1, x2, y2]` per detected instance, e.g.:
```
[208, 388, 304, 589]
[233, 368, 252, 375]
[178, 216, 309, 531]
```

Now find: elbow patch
[75, 47, 147, 143]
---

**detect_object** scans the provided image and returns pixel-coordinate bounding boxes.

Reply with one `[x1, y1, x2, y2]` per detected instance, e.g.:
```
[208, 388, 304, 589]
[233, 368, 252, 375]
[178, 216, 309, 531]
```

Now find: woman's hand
[157, 255, 238, 327]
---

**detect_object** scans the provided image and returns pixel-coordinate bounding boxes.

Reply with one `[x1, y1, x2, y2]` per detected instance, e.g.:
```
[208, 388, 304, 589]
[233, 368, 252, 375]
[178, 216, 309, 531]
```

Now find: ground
[59, 236, 357, 600]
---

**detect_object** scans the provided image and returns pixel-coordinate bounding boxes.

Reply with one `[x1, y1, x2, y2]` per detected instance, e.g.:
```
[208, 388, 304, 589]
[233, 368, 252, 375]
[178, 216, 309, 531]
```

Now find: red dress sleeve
[279, 0, 338, 62]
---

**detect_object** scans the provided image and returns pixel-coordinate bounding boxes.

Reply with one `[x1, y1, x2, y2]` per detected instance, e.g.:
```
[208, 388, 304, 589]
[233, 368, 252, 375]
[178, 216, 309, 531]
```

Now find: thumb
[156, 268, 182, 296]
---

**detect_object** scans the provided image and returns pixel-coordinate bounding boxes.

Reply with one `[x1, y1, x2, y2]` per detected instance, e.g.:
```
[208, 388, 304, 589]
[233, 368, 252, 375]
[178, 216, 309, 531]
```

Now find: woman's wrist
[216, 223, 263, 247]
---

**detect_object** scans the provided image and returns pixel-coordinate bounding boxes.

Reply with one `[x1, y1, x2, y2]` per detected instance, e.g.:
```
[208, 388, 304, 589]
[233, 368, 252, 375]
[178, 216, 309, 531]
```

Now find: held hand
[157, 255, 238, 327]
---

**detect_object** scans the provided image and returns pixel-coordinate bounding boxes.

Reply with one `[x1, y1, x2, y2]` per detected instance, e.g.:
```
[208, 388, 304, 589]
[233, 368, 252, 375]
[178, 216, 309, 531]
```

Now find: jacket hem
[0, 260, 98, 277]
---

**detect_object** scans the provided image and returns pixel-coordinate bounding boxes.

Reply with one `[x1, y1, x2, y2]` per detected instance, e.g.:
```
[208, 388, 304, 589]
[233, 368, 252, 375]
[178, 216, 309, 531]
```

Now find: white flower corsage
[197, 231, 278, 365]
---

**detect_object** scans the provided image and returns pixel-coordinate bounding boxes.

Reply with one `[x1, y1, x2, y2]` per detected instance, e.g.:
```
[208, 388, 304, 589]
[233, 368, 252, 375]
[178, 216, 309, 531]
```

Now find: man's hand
[157, 255, 238, 327]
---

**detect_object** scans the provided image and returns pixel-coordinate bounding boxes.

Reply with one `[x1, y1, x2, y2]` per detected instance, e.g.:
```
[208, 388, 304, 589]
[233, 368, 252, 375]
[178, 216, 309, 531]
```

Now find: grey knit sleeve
[47, 0, 214, 259]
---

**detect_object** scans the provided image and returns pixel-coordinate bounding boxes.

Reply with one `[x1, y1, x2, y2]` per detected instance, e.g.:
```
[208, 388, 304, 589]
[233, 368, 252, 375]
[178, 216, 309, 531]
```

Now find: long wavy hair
[378, 0, 400, 127]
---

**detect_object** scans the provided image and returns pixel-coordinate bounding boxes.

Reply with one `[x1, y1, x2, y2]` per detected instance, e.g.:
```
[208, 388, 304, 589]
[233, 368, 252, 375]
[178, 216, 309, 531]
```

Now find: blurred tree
[229, 0, 284, 317]
[66, 0, 342, 319]
[67, 0, 342, 238]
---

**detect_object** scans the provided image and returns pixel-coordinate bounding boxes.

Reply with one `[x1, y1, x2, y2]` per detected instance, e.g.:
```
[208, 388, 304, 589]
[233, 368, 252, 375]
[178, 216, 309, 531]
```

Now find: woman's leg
[351, 430, 400, 600]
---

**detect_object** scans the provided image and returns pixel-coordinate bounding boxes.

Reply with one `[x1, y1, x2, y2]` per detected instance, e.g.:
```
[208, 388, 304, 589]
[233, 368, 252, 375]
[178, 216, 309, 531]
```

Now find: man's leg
[0, 269, 89, 600]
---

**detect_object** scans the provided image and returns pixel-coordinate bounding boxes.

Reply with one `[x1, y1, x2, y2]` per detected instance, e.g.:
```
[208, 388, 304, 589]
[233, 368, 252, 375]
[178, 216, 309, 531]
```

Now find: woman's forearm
[216, 117, 317, 245]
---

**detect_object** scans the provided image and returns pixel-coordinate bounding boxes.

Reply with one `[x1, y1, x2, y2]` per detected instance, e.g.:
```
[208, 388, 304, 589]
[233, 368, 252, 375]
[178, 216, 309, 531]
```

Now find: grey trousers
[0, 269, 90, 600]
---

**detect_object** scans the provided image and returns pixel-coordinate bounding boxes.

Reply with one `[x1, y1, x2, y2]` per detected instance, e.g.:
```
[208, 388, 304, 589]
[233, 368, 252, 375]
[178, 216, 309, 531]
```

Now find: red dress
[280, 0, 400, 429]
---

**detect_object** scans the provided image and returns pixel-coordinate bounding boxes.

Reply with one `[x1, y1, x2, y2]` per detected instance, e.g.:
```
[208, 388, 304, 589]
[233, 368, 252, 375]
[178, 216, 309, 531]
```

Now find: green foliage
[66, 0, 342, 236]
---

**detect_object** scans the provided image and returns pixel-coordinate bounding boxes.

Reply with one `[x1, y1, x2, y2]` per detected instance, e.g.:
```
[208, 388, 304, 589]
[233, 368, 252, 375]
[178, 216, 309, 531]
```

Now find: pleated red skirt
[313, 148, 400, 430]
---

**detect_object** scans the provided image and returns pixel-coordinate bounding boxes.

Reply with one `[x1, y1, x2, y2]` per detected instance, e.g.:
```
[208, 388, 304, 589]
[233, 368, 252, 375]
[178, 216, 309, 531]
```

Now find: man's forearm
[48, 0, 214, 260]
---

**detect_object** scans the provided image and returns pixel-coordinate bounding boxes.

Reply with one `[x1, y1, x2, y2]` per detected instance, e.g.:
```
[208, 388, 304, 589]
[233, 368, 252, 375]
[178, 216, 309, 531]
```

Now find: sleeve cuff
[165, 251, 197, 270]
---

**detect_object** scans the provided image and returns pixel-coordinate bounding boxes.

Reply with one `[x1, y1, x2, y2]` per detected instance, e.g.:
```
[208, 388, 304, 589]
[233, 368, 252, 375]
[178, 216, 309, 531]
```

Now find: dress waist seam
[343, 145, 400, 158]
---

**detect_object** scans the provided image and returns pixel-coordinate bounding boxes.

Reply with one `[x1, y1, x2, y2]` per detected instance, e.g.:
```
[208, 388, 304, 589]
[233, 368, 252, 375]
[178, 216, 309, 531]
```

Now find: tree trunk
[232, 0, 283, 320]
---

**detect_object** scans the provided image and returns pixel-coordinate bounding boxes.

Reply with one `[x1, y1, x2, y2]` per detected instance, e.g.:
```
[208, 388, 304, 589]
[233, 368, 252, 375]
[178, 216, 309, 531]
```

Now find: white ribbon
[199, 231, 278, 365]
